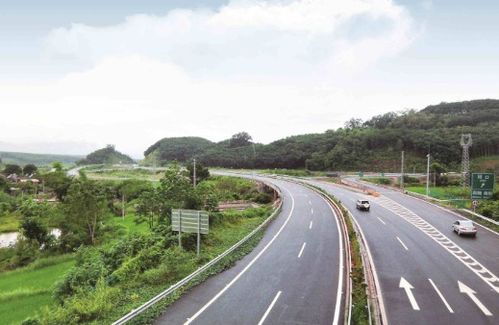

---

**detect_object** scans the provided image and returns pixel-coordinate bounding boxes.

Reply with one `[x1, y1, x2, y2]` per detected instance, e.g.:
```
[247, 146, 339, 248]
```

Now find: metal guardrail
[461, 209, 499, 226]
[112, 182, 282, 325]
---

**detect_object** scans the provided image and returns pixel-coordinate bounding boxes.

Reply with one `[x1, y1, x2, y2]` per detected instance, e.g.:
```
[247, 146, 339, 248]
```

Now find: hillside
[77, 145, 134, 165]
[0, 151, 81, 166]
[144, 99, 499, 172]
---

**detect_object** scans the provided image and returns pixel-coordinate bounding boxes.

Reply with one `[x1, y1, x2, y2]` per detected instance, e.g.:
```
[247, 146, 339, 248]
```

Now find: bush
[53, 247, 107, 303]
[42, 280, 119, 324]
[10, 239, 40, 268]
[255, 192, 273, 204]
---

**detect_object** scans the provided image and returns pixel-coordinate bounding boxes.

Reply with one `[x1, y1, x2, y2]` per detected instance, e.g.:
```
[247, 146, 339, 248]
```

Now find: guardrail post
[197, 211, 201, 257]
[179, 210, 182, 249]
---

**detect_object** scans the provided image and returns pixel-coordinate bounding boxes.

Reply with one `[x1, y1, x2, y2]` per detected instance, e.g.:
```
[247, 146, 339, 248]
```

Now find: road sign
[172, 209, 209, 256]
[471, 173, 495, 199]
[172, 209, 209, 234]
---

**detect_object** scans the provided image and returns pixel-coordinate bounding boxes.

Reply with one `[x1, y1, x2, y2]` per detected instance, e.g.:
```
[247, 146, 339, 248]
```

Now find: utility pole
[426, 153, 430, 197]
[193, 158, 197, 187]
[400, 151, 405, 190]
[460, 134, 472, 187]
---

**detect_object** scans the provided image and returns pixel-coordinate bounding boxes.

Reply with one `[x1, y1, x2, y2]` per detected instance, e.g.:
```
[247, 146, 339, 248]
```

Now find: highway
[155, 176, 346, 325]
[305, 178, 499, 325]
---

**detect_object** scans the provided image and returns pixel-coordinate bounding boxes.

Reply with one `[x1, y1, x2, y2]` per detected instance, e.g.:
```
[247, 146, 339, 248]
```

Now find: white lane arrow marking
[458, 281, 492, 316]
[399, 277, 420, 311]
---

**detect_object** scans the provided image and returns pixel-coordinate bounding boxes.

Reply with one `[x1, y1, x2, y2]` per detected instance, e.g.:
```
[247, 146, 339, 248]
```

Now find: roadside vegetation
[143, 100, 499, 172]
[0, 162, 277, 324]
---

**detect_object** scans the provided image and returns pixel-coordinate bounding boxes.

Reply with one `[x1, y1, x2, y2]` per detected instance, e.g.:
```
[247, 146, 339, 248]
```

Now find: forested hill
[78, 145, 134, 165]
[144, 99, 499, 172]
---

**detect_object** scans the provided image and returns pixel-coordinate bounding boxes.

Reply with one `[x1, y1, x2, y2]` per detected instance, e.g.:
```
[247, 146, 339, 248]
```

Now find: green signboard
[471, 173, 495, 199]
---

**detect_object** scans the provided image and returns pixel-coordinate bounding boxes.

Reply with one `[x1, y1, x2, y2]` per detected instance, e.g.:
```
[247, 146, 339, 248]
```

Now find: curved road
[306, 178, 498, 325]
[155, 176, 346, 325]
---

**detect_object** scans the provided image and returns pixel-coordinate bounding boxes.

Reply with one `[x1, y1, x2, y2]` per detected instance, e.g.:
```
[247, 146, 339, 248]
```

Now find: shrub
[53, 247, 107, 303]
[42, 280, 119, 324]
[254, 192, 273, 204]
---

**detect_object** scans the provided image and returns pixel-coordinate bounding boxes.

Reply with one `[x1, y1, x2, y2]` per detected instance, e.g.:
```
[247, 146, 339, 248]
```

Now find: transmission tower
[460, 134, 472, 187]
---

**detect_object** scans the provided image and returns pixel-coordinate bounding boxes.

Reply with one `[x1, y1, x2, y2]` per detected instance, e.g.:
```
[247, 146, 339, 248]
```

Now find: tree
[42, 171, 72, 201]
[229, 132, 252, 148]
[2, 164, 22, 175]
[23, 164, 38, 176]
[52, 162, 63, 172]
[18, 200, 52, 248]
[62, 180, 108, 245]
[187, 161, 210, 184]
[344, 118, 363, 129]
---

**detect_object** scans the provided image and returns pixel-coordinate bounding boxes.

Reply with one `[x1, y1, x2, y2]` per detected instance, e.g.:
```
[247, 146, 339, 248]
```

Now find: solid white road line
[309, 221, 313, 230]
[315, 194, 344, 325]
[399, 277, 420, 311]
[298, 242, 307, 258]
[377, 217, 386, 225]
[257, 291, 282, 325]
[183, 187, 296, 325]
[428, 279, 454, 313]
[396, 236, 409, 251]
[458, 281, 492, 316]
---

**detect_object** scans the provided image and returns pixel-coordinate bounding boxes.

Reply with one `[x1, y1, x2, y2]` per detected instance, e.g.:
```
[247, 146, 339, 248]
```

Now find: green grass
[0, 256, 75, 324]
[0, 214, 20, 233]
[108, 213, 150, 235]
[405, 186, 470, 208]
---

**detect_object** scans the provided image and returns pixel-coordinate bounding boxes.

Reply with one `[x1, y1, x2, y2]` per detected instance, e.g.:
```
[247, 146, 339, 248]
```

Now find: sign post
[172, 209, 209, 257]
[471, 173, 495, 200]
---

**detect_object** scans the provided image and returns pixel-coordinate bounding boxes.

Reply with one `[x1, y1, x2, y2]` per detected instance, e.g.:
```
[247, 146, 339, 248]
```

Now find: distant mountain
[77, 145, 134, 165]
[0, 151, 81, 166]
[144, 99, 499, 172]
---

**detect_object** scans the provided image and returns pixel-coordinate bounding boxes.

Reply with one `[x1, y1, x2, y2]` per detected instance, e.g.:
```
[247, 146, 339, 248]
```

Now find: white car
[356, 199, 370, 211]
[452, 220, 477, 237]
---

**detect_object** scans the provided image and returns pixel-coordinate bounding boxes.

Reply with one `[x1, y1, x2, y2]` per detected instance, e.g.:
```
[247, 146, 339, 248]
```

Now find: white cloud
[44, 0, 415, 75]
[1, 0, 419, 157]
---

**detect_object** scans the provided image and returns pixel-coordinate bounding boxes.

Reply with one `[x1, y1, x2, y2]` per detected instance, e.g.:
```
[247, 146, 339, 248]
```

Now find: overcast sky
[1, 0, 498, 158]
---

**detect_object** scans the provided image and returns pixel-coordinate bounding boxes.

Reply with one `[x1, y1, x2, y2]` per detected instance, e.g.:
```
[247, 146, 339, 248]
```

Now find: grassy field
[405, 186, 471, 208]
[86, 169, 162, 182]
[0, 255, 75, 325]
[0, 214, 20, 233]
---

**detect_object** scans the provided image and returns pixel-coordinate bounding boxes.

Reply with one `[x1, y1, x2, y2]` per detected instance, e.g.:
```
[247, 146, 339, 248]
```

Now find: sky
[0, 0, 498, 158]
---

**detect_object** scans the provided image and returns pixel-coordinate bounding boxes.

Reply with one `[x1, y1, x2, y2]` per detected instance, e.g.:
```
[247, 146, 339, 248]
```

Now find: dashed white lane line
[308, 200, 312, 206]
[396, 236, 409, 251]
[183, 187, 295, 325]
[257, 291, 282, 325]
[309, 221, 313, 230]
[428, 279, 454, 313]
[298, 242, 307, 258]
[377, 217, 386, 225]
[311, 208, 314, 215]
[374, 196, 499, 294]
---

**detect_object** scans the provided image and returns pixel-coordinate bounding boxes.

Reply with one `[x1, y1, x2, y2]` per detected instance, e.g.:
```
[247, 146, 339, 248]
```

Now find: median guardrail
[112, 180, 282, 325]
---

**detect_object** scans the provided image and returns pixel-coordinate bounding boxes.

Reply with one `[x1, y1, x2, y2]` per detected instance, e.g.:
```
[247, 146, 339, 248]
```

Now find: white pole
[193, 158, 197, 187]
[426, 153, 430, 197]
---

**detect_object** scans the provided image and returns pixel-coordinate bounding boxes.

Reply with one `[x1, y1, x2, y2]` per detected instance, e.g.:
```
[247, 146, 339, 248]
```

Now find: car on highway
[452, 220, 477, 237]
[356, 199, 370, 211]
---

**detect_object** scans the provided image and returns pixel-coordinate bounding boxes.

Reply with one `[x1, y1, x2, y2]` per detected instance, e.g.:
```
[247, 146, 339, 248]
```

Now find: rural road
[155, 175, 346, 325]
[305, 178, 499, 325]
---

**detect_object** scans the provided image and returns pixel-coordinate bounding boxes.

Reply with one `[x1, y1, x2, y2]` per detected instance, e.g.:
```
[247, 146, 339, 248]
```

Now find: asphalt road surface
[155, 176, 346, 325]
[305, 178, 499, 325]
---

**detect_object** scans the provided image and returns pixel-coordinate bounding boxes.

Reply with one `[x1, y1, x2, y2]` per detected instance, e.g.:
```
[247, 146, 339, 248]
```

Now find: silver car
[452, 220, 477, 237]
[356, 199, 370, 211]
